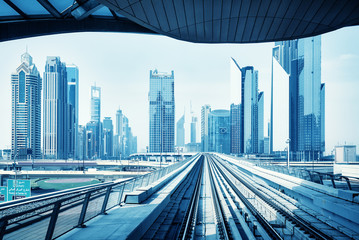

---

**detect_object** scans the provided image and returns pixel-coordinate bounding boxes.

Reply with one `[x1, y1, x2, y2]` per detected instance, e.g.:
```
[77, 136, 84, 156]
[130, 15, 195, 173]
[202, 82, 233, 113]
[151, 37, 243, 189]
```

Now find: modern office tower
[242, 66, 259, 154]
[230, 104, 241, 154]
[208, 110, 230, 154]
[66, 64, 79, 159]
[201, 105, 211, 152]
[176, 114, 185, 147]
[271, 45, 290, 153]
[11, 51, 42, 159]
[230, 58, 242, 154]
[103, 117, 113, 159]
[272, 36, 324, 160]
[263, 137, 270, 154]
[43, 56, 68, 159]
[190, 116, 197, 143]
[77, 125, 85, 160]
[230, 58, 261, 154]
[149, 69, 175, 153]
[321, 83, 325, 153]
[114, 107, 123, 158]
[114, 107, 137, 159]
[91, 85, 101, 122]
[258, 92, 264, 153]
[85, 121, 101, 159]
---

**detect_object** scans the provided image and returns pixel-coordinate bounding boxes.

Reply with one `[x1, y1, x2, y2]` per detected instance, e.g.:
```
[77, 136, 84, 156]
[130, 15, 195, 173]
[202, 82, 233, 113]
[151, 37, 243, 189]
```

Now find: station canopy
[1, 0, 359, 43]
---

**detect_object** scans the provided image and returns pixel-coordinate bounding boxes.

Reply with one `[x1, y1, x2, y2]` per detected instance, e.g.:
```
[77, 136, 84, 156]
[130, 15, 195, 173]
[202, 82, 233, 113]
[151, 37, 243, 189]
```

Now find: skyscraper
[190, 116, 197, 144]
[149, 70, 175, 153]
[258, 92, 264, 153]
[66, 64, 79, 159]
[272, 36, 324, 160]
[43, 57, 68, 159]
[176, 114, 185, 147]
[11, 51, 42, 159]
[91, 85, 101, 122]
[103, 117, 113, 159]
[208, 110, 230, 154]
[201, 105, 211, 152]
[230, 58, 261, 154]
[89, 85, 102, 159]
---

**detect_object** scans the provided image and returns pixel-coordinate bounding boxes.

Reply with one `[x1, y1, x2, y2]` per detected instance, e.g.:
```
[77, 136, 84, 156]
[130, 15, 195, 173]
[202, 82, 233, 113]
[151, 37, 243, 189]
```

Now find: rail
[0, 154, 198, 240]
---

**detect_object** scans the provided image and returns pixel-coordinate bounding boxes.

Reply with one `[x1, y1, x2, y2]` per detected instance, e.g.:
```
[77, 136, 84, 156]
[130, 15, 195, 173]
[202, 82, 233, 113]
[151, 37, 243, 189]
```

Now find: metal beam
[4, 0, 28, 19]
[37, 0, 62, 18]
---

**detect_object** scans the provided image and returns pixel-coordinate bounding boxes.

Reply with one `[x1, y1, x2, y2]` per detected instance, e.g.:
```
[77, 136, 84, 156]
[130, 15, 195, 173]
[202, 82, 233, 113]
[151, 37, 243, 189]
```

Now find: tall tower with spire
[11, 50, 42, 159]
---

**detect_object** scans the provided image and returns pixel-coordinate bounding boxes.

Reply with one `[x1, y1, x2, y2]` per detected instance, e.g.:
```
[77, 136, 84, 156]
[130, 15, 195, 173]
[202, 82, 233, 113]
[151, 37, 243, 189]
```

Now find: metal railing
[220, 154, 359, 192]
[0, 155, 198, 240]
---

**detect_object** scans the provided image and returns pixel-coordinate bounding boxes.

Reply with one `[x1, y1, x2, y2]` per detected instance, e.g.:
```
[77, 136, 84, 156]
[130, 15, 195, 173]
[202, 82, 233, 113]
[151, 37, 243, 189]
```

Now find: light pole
[12, 151, 19, 200]
[286, 138, 291, 169]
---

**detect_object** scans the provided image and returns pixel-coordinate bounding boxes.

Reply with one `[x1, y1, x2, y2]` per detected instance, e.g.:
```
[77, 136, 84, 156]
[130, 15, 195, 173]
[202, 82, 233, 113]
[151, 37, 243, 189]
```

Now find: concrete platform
[58, 157, 199, 240]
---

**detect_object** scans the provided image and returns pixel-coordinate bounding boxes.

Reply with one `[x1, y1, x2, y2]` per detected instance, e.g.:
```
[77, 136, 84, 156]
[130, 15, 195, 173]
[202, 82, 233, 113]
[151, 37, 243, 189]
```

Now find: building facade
[230, 58, 262, 154]
[201, 105, 211, 152]
[208, 110, 230, 154]
[272, 36, 325, 160]
[66, 64, 79, 159]
[149, 70, 175, 153]
[176, 114, 185, 147]
[103, 117, 113, 159]
[43, 57, 68, 159]
[11, 52, 42, 159]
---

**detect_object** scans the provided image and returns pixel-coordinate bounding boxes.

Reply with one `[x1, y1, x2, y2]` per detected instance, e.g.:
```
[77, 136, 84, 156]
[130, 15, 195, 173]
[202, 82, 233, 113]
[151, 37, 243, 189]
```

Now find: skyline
[0, 26, 358, 154]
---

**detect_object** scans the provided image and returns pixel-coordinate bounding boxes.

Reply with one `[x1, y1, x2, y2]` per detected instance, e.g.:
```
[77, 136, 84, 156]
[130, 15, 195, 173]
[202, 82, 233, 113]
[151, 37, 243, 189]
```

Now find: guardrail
[0, 154, 198, 240]
[220, 154, 359, 191]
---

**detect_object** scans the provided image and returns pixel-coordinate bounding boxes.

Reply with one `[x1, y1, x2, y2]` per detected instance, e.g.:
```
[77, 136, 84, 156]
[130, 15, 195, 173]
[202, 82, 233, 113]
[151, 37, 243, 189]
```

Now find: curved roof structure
[0, 0, 359, 43]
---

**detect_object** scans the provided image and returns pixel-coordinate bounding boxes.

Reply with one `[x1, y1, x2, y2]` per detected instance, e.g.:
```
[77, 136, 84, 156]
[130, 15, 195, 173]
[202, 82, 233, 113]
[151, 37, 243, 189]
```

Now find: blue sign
[0, 187, 7, 202]
[7, 180, 31, 200]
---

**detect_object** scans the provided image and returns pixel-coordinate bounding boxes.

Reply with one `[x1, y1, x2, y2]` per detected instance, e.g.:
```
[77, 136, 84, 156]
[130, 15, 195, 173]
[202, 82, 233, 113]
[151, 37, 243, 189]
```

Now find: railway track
[140, 154, 355, 239]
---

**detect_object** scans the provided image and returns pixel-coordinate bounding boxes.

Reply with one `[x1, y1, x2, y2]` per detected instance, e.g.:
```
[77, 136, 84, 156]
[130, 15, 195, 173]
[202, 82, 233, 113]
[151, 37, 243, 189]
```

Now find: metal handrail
[0, 154, 198, 240]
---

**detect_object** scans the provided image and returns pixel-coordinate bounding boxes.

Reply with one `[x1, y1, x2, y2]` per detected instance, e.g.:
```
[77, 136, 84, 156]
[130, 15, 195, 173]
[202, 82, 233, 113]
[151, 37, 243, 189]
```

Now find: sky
[0, 26, 358, 154]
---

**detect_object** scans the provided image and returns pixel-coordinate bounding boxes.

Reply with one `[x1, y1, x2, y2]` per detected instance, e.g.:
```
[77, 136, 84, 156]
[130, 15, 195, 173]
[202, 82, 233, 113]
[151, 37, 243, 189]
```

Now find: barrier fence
[0, 154, 198, 240]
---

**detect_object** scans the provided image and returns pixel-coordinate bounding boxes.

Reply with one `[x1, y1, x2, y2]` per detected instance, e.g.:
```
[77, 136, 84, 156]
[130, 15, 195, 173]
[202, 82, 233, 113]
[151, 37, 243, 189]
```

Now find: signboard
[0, 187, 7, 202]
[7, 180, 31, 200]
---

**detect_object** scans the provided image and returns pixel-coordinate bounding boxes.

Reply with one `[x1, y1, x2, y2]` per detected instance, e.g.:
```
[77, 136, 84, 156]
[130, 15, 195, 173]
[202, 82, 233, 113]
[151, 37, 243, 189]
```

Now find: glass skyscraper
[208, 110, 230, 154]
[91, 86, 101, 122]
[190, 116, 197, 144]
[103, 117, 113, 159]
[88, 85, 102, 159]
[66, 64, 79, 159]
[258, 92, 264, 154]
[11, 51, 42, 159]
[43, 57, 68, 159]
[201, 105, 211, 152]
[272, 36, 325, 160]
[176, 114, 185, 147]
[149, 70, 175, 153]
[230, 58, 262, 154]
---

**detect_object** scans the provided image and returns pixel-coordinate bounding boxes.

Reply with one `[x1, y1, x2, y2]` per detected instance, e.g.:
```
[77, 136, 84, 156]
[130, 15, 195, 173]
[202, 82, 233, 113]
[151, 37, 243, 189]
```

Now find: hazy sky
[0, 26, 358, 154]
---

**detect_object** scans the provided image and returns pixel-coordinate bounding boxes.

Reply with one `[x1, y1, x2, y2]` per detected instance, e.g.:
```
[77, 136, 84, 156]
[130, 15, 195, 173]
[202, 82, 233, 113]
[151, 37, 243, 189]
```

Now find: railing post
[0, 220, 8, 240]
[78, 192, 91, 228]
[101, 186, 112, 215]
[45, 202, 61, 240]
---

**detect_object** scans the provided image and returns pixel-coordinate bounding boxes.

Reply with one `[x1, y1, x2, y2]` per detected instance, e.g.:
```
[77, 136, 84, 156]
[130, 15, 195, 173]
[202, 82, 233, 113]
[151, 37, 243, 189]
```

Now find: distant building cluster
[10, 52, 137, 160]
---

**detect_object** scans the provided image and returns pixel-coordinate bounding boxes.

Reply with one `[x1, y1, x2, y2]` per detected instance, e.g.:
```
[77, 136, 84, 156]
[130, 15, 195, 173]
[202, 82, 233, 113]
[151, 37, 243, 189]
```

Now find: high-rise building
[77, 125, 85, 160]
[208, 110, 230, 154]
[190, 116, 197, 144]
[66, 64, 79, 159]
[103, 117, 113, 159]
[91, 85, 101, 122]
[229, 58, 261, 154]
[176, 114, 185, 147]
[272, 36, 324, 160]
[149, 70, 175, 153]
[85, 121, 101, 159]
[271, 45, 290, 153]
[114, 107, 137, 159]
[11, 51, 42, 159]
[43, 56, 68, 159]
[258, 92, 264, 153]
[201, 105, 211, 152]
